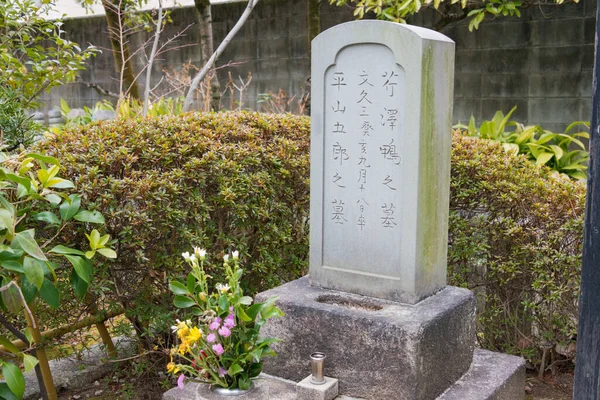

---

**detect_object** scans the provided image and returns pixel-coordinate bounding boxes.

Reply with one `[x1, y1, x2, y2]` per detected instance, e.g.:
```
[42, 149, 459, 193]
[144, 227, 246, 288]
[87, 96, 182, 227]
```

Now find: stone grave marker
[309, 20, 455, 304]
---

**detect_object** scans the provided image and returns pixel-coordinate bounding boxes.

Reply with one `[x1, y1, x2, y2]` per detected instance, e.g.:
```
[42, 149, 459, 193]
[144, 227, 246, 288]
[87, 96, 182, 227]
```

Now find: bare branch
[143, 0, 164, 117]
[183, 0, 259, 112]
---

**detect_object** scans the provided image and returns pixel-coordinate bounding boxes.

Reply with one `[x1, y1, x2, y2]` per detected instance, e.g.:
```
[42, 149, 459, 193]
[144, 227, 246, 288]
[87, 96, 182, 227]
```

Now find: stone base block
[256, 277, 476, 400]
[297, 375, 339, 400]
[437, 349, 526, 400]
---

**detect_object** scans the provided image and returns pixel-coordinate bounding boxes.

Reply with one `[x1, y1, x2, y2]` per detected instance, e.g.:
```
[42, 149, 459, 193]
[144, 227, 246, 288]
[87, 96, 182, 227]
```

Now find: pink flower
[206, 333, 216, 343]
[209, 317, 222, 331]
[177, 374, 185, 389]
[218, 367, 227, 377]
[224, 314, 236, 328]
[212, 343, 224, 355]
[218, 326, 231, 337]
[229, 306, 234, 312]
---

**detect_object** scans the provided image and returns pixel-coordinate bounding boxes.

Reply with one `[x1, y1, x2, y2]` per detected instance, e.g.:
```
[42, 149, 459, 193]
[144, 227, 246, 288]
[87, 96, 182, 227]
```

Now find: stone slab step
[163, 349, 525, 400]
[437, 349, 526, 400]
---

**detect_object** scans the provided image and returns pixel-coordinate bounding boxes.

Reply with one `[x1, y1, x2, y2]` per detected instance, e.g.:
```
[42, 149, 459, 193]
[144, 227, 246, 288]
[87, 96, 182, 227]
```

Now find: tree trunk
[195, 0, 221, 111]
[101, 0, 141, 100]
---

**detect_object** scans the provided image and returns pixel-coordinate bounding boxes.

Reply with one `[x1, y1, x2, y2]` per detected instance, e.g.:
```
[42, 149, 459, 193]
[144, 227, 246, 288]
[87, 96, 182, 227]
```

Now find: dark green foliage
[449, 132, 585, 366]
[37, 111, 310, 340]
[38, 114, 584, 367]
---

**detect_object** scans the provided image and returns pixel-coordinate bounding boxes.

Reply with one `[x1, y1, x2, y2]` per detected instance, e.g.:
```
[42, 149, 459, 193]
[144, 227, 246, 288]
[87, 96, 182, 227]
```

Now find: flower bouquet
[167, 248, 284, 392]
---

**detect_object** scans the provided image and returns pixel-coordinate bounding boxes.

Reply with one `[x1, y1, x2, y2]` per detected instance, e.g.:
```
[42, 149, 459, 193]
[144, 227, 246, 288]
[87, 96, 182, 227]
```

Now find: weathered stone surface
[437, 349, 526, 400]
[162, 374, 297, 400]
[297, 375, 339, 400]
[67, 108, 87, 120]
[310, 21, 455, 304]
[257, 277, 475, 400]
[20, 336, 136, 400]
[92, 109, 116, 121]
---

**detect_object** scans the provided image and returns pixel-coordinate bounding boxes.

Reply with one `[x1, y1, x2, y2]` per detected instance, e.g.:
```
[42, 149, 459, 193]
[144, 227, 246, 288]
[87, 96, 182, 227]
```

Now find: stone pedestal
[256, 277, 476, 400]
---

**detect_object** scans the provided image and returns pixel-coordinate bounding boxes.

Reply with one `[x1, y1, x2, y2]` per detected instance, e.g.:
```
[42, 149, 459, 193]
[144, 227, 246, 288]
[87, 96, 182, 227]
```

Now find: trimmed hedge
[38, 111, 310, 338]
[38, 113, 585, 366]
[449, 133, 585, 365]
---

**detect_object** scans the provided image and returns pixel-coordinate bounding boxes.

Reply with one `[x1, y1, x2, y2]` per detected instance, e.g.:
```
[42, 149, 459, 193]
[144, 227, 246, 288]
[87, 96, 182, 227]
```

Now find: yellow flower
[167, 362, 179, 373]
[178, 340, 191, 355]
[187, 326, 202, 342]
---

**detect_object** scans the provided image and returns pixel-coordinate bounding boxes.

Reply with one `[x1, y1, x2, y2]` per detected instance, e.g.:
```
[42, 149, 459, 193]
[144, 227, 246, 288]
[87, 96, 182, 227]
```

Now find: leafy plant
[0, 0, 98, 109]
[329, 0, 578, 31]
[0, 150, 115, 399]
[449, 133, 584, 370]
[168, 248, 283, 390]
[0, 87, 42, 151]
[455, 107, 590, 180]
[36, 111, 310, 350]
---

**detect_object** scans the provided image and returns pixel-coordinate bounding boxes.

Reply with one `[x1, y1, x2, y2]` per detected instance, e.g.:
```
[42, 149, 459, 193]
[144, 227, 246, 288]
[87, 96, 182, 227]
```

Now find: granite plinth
[256, 277, 475, 400]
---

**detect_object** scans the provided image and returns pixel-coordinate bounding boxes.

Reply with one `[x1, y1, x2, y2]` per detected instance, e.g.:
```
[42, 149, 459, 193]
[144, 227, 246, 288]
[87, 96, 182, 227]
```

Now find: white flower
[189, 254, 197, 263]
[194, 247, 207, 260]
[232, 250, 239, 260]
[182, 252, 191, 261]
[223, 254, 230, 262]
[216, 283, 230, 294]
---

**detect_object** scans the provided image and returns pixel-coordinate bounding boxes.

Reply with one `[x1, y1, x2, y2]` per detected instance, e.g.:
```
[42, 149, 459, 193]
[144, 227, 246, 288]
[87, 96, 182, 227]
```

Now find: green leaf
[536, 152, 554, 166]
[59, 194, 81, 221]
[45, 194, 61, 205]
[85, 229, 101, 249]
[96, 248, 116, 259]
[248, 362, 263, 378]
[237, 296, 253, 306]
[32, 211, 60, 225]
[13, 231, 47, 261]
[169, 281, 189, 295]
[549, 145, 564, 160]
[0, 209, 15, 239]
[65, 255, 92, 283]
[70, 268, 89, 299]
[246, 303, 262, 321]
[173, 296, 195, 308]
[45, 178, 74, 189]
[73, 210, 105, 224]
[1, 260, 24, 273]
[49, 245, 85, 256]
[0, 335, 21, 354]
[23, 257, 44, 290]
[186, 273, 195, 293]
[3, 361, 25, 399]
[39, 279, 59, 308]
[0, 283, 22, 313]
[218, 295, 228, 311]
[20, 275, 38, 304]
[0, 382, 18, 400]
[23, 354, 38, 373]
[23, 153, 59, 165]
[228, 363, 244, 376]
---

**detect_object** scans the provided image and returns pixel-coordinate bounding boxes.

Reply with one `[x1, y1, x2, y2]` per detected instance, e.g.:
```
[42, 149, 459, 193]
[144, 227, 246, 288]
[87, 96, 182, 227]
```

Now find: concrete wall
[40, 0, 595, 131]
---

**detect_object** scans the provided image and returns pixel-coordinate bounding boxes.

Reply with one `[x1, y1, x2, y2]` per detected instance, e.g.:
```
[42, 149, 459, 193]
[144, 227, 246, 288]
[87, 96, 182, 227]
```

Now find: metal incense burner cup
[310, 352, 327, 385]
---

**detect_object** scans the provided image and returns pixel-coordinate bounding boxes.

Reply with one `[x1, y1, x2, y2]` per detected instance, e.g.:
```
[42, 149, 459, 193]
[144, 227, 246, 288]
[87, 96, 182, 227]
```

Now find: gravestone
[257, 20, 525, 400]
[309, 20, 454, 304]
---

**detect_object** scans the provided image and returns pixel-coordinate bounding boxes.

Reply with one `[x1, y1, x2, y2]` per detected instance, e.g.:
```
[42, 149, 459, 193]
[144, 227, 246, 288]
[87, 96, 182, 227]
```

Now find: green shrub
[455, 107, 590, 180]
[449, 132, 585, 366]
[37, 113, 584, 368]
[36, 111, 310, 343]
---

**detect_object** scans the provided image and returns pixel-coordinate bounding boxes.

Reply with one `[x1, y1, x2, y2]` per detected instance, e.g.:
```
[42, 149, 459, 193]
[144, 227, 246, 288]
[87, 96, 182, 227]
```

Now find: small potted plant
[166, 247, 283, 395]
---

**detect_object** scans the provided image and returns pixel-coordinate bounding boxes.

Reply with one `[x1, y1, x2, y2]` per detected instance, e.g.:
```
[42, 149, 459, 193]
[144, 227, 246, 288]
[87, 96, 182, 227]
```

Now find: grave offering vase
[210, 383, 255, 396]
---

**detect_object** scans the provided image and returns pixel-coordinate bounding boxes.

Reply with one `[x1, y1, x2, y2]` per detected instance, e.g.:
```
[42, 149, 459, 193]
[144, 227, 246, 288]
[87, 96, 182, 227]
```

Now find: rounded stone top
[313, 20, 454, 46]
